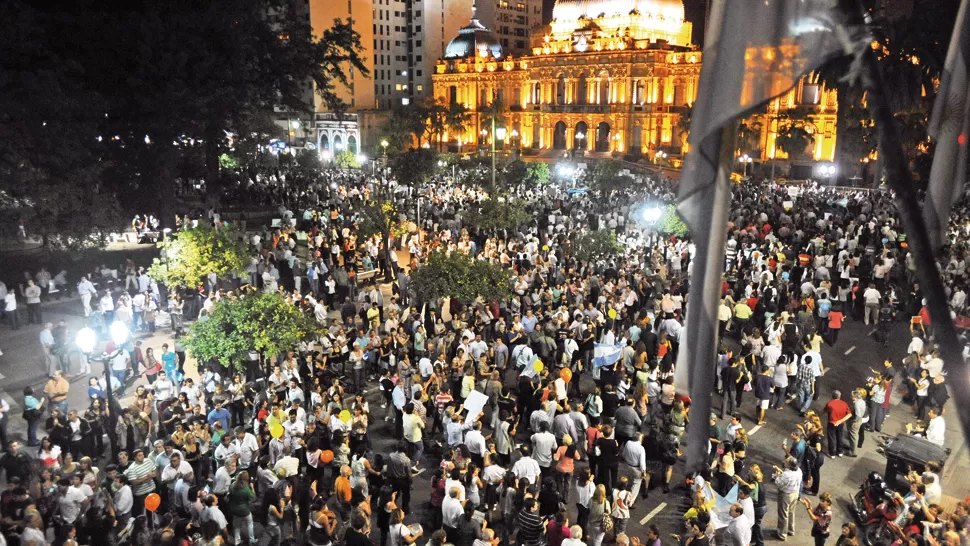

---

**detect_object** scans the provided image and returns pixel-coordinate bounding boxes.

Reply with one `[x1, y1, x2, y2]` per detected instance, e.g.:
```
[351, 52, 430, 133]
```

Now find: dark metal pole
[840, 0, 970, 446]
[100, 351, 120, 457]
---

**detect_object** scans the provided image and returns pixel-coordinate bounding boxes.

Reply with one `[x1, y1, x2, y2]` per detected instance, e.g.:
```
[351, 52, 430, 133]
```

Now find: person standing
[39, 323, 56, 376]
[77, 276, 97, 317]
[823, 390, 852, 458]
[44, 370, 70, 416]
[4, 290, 19, 330]
[773, 457, 802, 541]
[228, 470, 257, 546]
[800, 493, 833, 546]
[24, 280, 42, 324]
[843, 389, 868, 456]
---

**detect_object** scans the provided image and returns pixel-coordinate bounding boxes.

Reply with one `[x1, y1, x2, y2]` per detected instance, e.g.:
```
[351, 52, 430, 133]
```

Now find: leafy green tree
[410, 250, 511, 303]
[334, 151, 361, 169]
[148, 225, 252, 288]
[524, 162, 551, 186]
[464, 198, 531, 234]
[587, 159, 635, 195]
[184, 291, 322, 373]
[391, 148, 439, 188]
[657, 204, 689, 238]
[567, 230, 622, 263]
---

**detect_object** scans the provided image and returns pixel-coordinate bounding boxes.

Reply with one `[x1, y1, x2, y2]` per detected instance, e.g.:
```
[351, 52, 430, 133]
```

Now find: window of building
[416, 40, 422, 46]
[415, 25, 421, 32]
[402, 98, 410, 105]
[415, 10, 421, 16]
[416, 70, 422, 76]
[395, 25, 400, 31]
[515, 40, 525, 49]
[395, 40, 401, 46]
[395, 84, 402, 91]
[416, 55, 422, 61]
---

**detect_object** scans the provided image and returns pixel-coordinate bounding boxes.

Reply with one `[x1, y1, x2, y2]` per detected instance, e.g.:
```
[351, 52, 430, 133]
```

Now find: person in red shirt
[826, 306, 844, 346]
[823, 390, 852, 457]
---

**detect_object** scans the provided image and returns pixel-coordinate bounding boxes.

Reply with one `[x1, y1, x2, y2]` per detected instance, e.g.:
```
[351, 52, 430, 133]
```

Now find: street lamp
[820, 163, 838, 184]
[76, 323, 129, 457]
[381, 139, 389, 157]
[655, 150, 668, 179]
[576, 132, 586, 154]
[510, 129, 519, 149]
[738, 154, 753, 177]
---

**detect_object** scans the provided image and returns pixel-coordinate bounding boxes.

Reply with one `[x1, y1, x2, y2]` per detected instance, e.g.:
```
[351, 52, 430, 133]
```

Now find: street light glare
[496, 127, 507, 140]
[76, 327, 97, 354]
[356, 154, 367, 164]
[643, 207, 662, 223]
[110, 322, 130, 346]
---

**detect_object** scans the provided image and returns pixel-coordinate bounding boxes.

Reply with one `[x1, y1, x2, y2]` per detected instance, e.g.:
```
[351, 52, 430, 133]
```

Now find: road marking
[844, 346, 856, 355]
[640, 502, 668, 524]
[749, 425, 763, 436]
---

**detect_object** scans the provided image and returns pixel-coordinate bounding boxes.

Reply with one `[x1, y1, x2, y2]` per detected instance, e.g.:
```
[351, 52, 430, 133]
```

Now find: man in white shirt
[922, 407, 945, 446]
[77, 276, 97, 316]
[211, 458, 236, 498]
[113, 475, 134, 525]
[160, 453, 194, 496]
[723, 502, 753, 546]
[4, 292, 18, 330]
[56, 478, 89, 525]
[530, 422, 557, 475]
[511, 445, 542, 484]
[442, 487, 466, 543]
[273, 446, 300, 477]
[282, 411, 305, 451]
[620, 433, 647, 504]
[464, 421, 488, 467]
[863, 284, 881, 325]
[562, 526, 586, 546]
[232, 427, 260, 471]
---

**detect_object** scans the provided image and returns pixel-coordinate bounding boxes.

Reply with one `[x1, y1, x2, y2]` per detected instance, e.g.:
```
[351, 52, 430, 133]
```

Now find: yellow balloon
[270, 423, 284, 439]
[339, 409, 352, 423]
[533, 360, 544, 373]
[608, 309, 618, 320]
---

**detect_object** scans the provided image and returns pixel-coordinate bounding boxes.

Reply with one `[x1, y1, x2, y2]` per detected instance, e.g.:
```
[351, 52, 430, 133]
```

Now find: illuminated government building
[432, 0, 838, 166]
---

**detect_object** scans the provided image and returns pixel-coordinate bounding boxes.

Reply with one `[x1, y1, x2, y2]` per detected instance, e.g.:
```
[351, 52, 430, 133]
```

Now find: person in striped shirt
[123, 448, 157, 518]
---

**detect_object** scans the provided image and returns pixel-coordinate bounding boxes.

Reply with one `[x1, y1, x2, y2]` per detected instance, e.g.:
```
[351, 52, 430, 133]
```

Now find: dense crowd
[0, 166, 965, 546]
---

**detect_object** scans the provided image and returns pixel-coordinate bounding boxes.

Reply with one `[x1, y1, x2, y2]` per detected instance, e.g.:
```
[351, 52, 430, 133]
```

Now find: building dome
[552, 0, 685, 21]
[444, 17, 503, 60]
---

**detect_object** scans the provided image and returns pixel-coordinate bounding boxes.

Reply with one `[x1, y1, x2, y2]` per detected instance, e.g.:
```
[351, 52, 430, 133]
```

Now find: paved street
[0, 282, 964, 546]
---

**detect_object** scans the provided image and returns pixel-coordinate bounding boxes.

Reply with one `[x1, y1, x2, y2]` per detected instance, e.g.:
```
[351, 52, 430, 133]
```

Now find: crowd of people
[0, 163, 965, 546]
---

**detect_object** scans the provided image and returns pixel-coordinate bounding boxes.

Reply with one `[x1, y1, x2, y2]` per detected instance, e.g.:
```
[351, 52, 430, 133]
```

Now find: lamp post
[576, 132, 586, 155]
[76, 323, 129, 457]
[655, 150, 667, 179]
[381, 139, 389, 158]
[739, 154, 753, 178]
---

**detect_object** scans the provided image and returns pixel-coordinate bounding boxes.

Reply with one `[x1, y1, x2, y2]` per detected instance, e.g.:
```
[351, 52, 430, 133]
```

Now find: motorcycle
[850, 472, 903, 546]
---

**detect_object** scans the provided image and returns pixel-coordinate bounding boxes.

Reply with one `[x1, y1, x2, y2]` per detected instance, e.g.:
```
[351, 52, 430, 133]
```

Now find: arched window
[553, 121, 567, 150]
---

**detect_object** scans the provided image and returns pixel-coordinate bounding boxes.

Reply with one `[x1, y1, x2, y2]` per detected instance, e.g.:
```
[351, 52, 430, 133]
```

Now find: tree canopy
[184, 291, 322, 371]
[410, 251, 512, 303]
[148, 225, 252, 289]
[0, 0, 366, 243]
[567, 230, 623, 263]
[657, 204, 689, 238]
[464, 198, 531, 233]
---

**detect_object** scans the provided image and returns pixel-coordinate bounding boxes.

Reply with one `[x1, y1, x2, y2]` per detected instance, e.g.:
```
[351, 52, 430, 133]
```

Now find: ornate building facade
[433, 0, 838, 167]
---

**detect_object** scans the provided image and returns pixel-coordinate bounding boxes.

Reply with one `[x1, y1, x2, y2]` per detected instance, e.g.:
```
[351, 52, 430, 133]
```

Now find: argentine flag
[593, 343, 623, 368]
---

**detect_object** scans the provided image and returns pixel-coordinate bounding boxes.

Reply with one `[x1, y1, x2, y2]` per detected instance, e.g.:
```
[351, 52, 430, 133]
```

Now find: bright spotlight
[643, 207, 662, 223]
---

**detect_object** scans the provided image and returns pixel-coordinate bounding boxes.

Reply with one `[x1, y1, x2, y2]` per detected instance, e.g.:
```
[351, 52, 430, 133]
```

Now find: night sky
[542, 0, 709, 44]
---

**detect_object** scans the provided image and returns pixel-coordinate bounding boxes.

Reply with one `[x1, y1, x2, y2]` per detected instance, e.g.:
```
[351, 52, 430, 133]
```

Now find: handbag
[601, 512, 614, 534]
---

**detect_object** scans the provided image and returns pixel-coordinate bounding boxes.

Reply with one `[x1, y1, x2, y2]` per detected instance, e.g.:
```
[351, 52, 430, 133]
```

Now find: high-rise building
[473, 0, 544, 57]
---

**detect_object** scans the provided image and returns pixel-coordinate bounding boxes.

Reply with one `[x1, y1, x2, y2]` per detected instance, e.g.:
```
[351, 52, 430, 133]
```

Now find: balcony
[541, 103, 613, 114]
